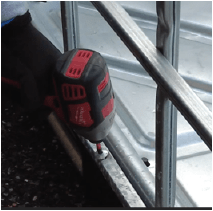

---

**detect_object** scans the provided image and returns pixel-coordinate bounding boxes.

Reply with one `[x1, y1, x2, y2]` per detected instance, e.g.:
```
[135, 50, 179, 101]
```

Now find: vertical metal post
[60, 1, 80, 52]
[155, 1, 180, 207]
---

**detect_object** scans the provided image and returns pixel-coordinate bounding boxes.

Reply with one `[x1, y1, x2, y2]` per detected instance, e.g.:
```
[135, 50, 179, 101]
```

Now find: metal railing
[60, 1, 80, 51]
[91, 1, 212, 150]
[60, 1, 212, 207]
[155, 2, 179, 207]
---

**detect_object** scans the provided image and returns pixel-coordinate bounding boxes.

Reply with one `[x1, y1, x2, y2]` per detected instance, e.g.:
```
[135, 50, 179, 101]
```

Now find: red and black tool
[2, 48, 116, 154]
[53, 49, 116, 145]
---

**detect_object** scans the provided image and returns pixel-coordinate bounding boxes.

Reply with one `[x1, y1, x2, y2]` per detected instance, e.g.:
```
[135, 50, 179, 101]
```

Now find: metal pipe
[105, 117, 155, 207]
[155, 2, 180, 207]
[91, 1, 212, 150]
[155, 90, 177, 207]
[60, 1, 80, 51]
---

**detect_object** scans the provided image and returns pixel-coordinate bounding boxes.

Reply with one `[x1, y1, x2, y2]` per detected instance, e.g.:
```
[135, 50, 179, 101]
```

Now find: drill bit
[96, 143, 103, 154]
[96, 142, 109, 160]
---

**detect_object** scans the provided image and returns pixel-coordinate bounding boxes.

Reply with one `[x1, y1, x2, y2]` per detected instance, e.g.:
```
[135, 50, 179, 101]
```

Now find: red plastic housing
[62, 84, 86, 101]
[65, 50, 93, 79]
[68, 102, 94, 127]
[102, 97, 114, 118]
[1, 77, 21, 89]
[98, 72, 109, 93]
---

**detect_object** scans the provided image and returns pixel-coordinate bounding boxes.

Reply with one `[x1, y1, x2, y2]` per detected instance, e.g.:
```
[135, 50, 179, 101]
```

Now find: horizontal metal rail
[91, 1, 212, 151]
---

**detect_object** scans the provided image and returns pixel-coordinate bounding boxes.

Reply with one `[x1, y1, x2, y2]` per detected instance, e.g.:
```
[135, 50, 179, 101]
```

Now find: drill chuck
[53, 49, 116, 142]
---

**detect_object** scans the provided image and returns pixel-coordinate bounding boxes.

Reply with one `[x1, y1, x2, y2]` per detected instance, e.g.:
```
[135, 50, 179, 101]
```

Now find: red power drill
[1, 48, 116, 155]
[52, 49, 116, 154]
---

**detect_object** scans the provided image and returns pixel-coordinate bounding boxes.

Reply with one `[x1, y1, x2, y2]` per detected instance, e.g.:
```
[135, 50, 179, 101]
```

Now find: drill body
[53, 49, 116, 142]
